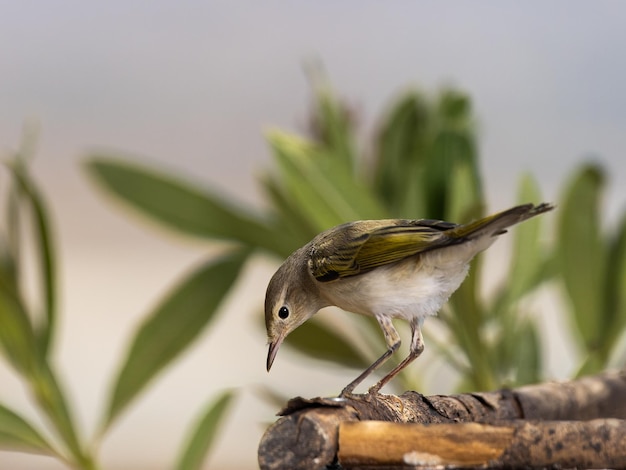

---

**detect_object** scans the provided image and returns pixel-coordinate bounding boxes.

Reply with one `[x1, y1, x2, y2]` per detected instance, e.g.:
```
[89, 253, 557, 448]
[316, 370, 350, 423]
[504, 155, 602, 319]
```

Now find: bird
[264, 202, 554, 396]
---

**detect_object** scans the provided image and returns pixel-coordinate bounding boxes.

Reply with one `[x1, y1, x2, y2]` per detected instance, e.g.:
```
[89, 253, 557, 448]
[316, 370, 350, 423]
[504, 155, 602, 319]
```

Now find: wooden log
[340, 421, 514, 467]
[338, 419, 626, 469]
[257, 370, 626, 470]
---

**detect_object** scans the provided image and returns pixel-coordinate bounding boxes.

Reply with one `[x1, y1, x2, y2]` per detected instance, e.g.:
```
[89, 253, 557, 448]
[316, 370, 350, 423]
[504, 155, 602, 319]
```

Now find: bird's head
[264, 250, 325, 371]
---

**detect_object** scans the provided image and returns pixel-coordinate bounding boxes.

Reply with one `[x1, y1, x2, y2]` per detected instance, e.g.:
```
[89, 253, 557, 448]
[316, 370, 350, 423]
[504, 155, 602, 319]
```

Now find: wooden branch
[258, 370, 626, 470]
[339, 419, 626, 469]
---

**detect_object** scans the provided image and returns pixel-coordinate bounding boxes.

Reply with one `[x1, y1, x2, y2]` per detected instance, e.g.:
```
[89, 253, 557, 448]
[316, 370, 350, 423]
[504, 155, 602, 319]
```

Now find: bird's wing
[308, 219, 457, 282]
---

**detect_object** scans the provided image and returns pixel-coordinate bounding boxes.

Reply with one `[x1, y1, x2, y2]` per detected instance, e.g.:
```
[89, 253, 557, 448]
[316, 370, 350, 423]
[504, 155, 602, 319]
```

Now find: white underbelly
[320, 256, 470, 320]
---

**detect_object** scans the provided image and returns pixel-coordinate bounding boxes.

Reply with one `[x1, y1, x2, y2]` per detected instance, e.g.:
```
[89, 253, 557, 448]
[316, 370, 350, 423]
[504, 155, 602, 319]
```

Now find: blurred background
[1, 2, 626, 469]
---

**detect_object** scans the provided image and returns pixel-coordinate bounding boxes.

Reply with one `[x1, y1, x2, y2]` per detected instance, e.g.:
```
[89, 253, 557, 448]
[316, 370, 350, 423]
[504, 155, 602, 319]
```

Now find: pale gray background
[1, 1, 625, 469]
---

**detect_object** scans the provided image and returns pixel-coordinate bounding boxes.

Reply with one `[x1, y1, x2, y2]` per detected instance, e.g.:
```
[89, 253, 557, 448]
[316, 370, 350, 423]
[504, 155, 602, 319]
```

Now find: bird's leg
[340, 315, 400, 397]
[368, 317, 424, 394]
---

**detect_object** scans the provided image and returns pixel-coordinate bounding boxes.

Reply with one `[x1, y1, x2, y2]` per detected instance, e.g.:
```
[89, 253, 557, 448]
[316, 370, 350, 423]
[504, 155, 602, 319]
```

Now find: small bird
[265, 203, 554, 395]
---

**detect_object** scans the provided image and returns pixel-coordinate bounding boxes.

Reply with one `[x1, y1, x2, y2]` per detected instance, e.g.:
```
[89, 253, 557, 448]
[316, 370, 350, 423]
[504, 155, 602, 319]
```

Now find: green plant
[1, 80, 625, 469]
[83, 82, 625, 395]
[557, 165, 626, 376]
[0, 140, 236, 468]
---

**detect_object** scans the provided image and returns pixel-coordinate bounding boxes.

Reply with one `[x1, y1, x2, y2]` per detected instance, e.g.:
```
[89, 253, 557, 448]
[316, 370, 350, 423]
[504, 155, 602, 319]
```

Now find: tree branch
[339, 419, 626, 469]
[258, 370, 626, 469]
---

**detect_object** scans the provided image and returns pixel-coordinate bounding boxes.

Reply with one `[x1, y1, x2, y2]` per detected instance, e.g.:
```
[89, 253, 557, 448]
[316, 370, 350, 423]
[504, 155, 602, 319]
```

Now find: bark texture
[339, 419, 626, 469]
[257, 370, 626, 469]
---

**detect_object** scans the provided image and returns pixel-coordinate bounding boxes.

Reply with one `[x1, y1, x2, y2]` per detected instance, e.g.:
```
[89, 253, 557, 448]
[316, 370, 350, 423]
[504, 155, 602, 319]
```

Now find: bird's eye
[278, 306, 290, 320]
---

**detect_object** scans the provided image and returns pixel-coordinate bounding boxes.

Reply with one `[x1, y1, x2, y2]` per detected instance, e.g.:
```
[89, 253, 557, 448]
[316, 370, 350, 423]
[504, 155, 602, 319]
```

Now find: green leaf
[447, 289, 494, 391]
[259, 174, 317, 253]
[444, 159, 490, 390]
[0, 403, 56, 456]
[2, 162, 89, 466]
[493, 173, 551, 315]
[312, 87, 356, 170]
[445, 159, 483, 223]
[5, 180, 21, 291]
[5, 162, 57, 356]
[423, 90, 482, 219]
[374, 92, 429, 216]
[422, 327, 470, 377]
[557, 165, 606, 353]
[267, 131, 386, 232]
[0, 286, 86, 464]
[268, 132, 340, 231]
[85, 157, 287, 254]
[508, 174, 544, 297]
[284, 316, 370, 370]
[0, 279, 39, 377]
[319, 147, 388, 221]
[512, 319, 542, 385]
[101, 249, 249, 433]
[175, 390, 235, 470]
[603, 213, 626, 352]
[574, 352, 606, 378]
[28, 364, 87, 465]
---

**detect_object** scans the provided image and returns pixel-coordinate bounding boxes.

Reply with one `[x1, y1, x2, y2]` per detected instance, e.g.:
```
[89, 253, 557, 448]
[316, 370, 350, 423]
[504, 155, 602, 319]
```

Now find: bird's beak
[266, 334, 285, 372]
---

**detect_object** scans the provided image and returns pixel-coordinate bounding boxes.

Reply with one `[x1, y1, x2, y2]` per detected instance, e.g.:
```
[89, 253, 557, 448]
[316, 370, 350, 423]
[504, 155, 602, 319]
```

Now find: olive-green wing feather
[308, 203, 554, 282]
[308, 219, 457, 282]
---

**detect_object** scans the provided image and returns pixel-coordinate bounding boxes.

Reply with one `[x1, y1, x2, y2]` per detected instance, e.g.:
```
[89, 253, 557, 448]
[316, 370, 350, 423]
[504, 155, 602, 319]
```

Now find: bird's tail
[448, 203, 555, 240]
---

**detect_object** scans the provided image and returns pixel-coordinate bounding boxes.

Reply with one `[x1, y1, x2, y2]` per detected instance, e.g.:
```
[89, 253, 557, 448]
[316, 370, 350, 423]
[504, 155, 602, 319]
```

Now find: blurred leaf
[85, 157, 287, 255]
[268, 131, 385, 232]
[604, 213, 626, 351]
[284, 316, 370, 370]
[6, 183, 21, 286]
[444, 158, 490, 390]
[259, 174, 317, 253]
[4, 123, 40, 283]
[445, 159, 483, 223]
[2, 159, 88, 466]
[574, 352, 606, 378]
[374, 92, 429, 216]
[102, 249, 249, 433]
[454, 375, 478, 394]
[311, 87, 356, 170]
[0, 279, 39, 377]
[423, 90, 482, 219]
[508, 174, 544, 298]
[319, 147, 388, 221]
[512, 319, 542, 385]
[558, 165, 606, 353]
[0, 239, 16, 291]
[447, 289, 494, 391]
[425, 129, 477, 219]
[5, 162, 57, 355]
[0, 403, 56, 456]
[422, 327, 470, 377]
[28, 364, 87, 465]
[439, 89, 472, 122]
[493, 174, 550, 315]
[175, 390, 235, 470]
[268, 132, 342, 230]
[0, 285, 85, 464]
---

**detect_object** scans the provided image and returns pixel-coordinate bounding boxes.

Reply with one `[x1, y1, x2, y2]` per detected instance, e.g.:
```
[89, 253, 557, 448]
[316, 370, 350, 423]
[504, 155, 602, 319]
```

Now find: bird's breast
[317, 255, 469, 321]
